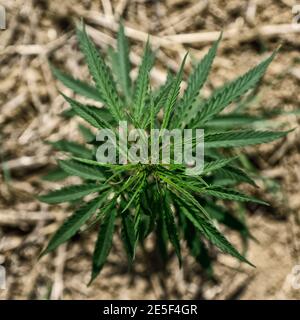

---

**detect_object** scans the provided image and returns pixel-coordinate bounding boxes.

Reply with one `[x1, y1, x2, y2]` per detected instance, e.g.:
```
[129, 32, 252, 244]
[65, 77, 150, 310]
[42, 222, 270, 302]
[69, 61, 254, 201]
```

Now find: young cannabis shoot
[38, 22, 289, 284]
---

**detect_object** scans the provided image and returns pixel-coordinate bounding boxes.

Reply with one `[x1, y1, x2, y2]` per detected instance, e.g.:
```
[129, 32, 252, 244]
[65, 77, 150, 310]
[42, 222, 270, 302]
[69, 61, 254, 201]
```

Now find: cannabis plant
[38, 23, 289, 284]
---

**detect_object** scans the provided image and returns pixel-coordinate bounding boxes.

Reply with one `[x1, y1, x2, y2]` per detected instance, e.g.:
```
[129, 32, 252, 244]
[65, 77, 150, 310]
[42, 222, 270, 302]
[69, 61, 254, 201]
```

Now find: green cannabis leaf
[38, 22, 289, 284]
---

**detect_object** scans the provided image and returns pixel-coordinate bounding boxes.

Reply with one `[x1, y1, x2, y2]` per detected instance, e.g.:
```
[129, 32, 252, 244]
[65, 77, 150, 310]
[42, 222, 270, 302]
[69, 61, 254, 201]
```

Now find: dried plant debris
[1, 0, 300, 300]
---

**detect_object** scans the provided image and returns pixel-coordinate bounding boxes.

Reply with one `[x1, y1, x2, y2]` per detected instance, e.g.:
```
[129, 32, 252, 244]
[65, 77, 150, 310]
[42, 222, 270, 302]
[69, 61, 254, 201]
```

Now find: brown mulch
[0, 0, 300, 299]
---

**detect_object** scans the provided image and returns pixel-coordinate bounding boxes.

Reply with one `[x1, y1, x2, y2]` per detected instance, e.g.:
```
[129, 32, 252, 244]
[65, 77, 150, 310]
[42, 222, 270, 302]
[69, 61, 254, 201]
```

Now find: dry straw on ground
[0, 0, 300, 299]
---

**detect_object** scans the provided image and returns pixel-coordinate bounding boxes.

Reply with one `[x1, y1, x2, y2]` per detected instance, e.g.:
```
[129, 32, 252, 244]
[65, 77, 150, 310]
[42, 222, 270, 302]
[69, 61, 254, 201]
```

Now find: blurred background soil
[1, 0, 300, 299]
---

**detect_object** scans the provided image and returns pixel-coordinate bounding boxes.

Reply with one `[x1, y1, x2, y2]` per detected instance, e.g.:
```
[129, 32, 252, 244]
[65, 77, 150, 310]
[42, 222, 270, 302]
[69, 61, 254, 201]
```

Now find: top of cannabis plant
[38, 22, 289, 284]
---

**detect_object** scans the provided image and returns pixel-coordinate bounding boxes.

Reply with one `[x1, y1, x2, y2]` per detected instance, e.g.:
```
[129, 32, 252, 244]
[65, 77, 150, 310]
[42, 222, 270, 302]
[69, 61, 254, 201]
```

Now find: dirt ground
[1, 0, 300, 300]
